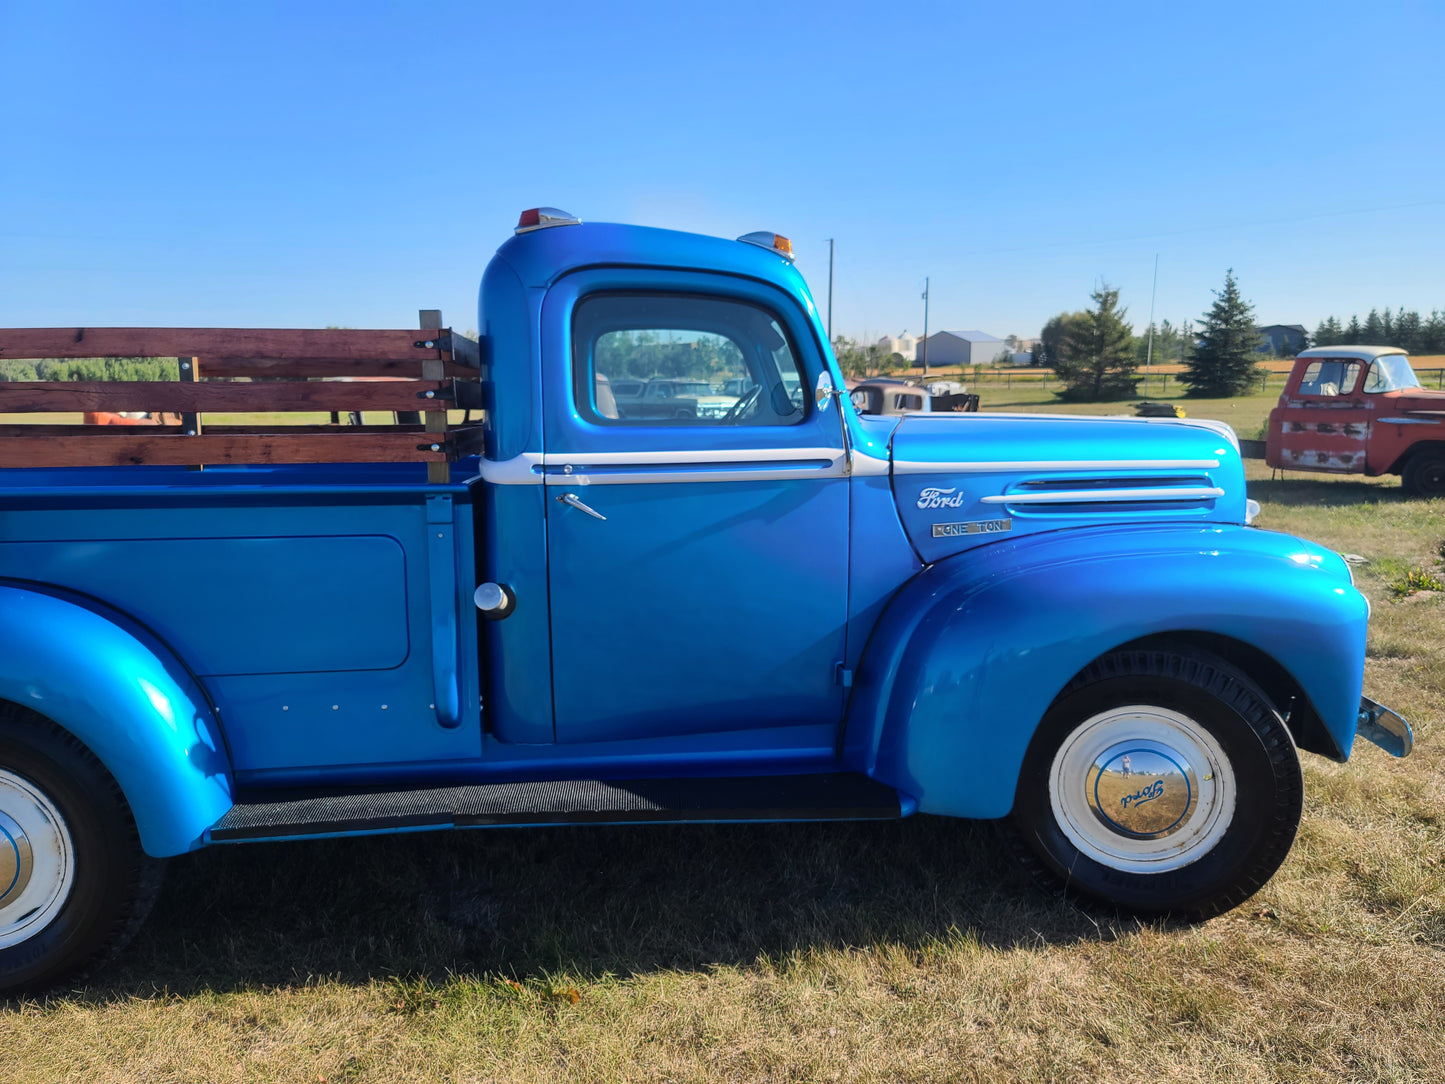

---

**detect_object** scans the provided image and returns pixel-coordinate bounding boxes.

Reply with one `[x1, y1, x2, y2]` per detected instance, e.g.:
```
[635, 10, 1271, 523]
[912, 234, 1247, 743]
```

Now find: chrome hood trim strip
[980, 486, 1226, 505]
[895, 458, 1221, 474]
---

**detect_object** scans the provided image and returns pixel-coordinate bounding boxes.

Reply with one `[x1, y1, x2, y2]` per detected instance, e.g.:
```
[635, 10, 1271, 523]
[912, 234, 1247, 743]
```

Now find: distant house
[1257, 324, 1308, 355]
[876, 332, 918, 361]
[917, 330, 1007, 368]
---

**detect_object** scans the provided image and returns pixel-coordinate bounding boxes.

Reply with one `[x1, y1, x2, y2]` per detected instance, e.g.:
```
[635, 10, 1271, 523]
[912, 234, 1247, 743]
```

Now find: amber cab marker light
[516, 208, 582, 234]
[737, 231, 796, 261]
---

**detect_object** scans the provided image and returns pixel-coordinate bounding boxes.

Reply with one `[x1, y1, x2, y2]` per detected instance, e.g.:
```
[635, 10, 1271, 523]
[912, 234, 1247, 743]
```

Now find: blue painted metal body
[0, 219, 1375, 855]
[0, 583, 232, 856]
[841, 524, 1363, 818]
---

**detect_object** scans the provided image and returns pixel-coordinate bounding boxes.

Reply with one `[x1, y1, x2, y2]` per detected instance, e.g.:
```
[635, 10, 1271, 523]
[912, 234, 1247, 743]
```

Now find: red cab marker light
[737, 231, 795, 261]
[516, 207, 582, 234]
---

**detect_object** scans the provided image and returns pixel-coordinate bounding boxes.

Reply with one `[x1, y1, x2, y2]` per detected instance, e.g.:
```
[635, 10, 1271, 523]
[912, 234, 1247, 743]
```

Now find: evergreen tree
[1364, 308, 1385, 342]
[1181, 270, 1263, 397]
[1037, 310, 1089, 372]
[1345, 315, 1363, 343]
[1053, 284, 1138, 401]
[1394, 308, 1421, 353]
[1424, 311, 1445, 353]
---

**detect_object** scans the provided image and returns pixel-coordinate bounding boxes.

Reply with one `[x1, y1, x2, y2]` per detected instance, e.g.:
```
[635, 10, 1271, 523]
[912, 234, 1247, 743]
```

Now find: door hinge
[834, 663, 854, 689]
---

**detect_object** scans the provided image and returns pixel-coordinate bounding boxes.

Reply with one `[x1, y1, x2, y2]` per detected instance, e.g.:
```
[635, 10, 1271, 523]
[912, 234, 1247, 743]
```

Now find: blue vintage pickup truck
[0, 208, 1412, 993]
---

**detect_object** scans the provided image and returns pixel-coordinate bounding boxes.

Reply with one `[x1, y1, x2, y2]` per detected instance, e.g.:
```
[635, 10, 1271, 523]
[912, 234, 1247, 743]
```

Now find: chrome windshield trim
[894, 458, 1221, 474]
[980, 486, 1226, 505]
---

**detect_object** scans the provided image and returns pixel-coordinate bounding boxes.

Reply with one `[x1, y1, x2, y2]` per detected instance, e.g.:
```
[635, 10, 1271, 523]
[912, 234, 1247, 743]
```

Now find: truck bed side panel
[0, 476, 481, 772]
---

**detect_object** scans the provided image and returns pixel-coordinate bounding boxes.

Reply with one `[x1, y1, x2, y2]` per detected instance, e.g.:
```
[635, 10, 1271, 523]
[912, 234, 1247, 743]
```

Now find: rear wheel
[1402, 449, 1445, 497]
[1011, 650, 1302, 920]
[0, 704, 163, 995]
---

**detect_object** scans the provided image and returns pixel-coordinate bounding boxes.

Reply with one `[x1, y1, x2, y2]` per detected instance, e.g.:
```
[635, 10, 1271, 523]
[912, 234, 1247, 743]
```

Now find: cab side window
[1296, 360, 1361, 398]
[573, 293, 807, 427]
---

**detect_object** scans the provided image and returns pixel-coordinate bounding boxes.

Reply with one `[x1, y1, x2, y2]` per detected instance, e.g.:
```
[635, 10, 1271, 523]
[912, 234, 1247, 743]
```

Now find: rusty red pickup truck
[1265, 346, 1445, 496]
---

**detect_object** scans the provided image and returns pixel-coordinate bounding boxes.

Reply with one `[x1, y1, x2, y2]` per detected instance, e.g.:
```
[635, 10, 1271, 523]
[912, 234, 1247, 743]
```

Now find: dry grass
[1, 449, 1442, 1084]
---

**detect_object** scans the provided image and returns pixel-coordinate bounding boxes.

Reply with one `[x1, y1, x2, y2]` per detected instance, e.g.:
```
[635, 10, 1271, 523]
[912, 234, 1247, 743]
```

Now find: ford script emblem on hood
[917, 487, 965, 509]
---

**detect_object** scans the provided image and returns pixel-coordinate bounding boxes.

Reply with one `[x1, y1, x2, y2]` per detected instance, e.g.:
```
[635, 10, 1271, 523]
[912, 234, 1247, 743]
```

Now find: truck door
[1271, 357, 1371, 473]
[539, 270, 849, 745]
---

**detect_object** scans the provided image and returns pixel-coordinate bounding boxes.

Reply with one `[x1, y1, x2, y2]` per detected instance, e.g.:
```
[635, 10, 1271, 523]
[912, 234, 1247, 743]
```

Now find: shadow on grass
[81, 817, 1137, 999]
[1247, 474, 1412, 508]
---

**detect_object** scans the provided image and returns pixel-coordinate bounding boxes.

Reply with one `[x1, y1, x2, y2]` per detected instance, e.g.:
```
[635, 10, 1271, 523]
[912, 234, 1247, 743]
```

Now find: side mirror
[815, 371, 837, 412]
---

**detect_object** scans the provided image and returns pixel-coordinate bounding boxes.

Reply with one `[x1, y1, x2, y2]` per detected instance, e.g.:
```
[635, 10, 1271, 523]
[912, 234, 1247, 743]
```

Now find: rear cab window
[1295, 360, 1362, 398]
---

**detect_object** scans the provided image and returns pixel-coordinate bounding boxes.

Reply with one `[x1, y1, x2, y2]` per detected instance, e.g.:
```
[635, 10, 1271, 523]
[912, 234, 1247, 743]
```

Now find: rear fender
[842, 525, 1366, 819]
[0, 583, 233, 856]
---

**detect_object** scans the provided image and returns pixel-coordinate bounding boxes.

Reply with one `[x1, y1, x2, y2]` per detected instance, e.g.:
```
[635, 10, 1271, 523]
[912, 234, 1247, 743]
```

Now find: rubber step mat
[210, 772, 901, 841]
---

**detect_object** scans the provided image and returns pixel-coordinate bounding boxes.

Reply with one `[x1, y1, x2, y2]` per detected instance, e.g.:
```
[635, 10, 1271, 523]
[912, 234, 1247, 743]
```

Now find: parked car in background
[612, 378, 736, 420]
[850, 377, 979, 415]
[1266, 346, 1445, 495]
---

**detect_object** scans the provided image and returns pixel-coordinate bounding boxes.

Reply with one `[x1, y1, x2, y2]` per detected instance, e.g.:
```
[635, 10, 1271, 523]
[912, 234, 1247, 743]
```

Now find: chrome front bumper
[1358, 697, 1414, 757]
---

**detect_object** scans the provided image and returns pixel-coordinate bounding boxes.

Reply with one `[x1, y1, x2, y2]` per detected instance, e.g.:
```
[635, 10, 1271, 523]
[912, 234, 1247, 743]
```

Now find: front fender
[843, 524, 1365, 819]
[0, 583, 233, 856]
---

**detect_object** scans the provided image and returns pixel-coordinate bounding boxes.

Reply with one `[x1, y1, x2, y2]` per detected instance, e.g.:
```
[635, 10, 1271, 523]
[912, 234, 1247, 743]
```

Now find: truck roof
[1296, 345, 1408, 360]
[491, 222, 819, 303]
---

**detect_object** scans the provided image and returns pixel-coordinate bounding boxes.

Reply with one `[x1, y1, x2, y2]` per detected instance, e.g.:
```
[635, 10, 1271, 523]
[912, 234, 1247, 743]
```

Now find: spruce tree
[1181, 270, 1263, 397]
[1054, 284, 1138, 401]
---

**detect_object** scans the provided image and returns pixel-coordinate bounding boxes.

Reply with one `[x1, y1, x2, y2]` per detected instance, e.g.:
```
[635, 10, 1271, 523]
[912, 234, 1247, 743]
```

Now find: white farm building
[917, 330, 1007, 368]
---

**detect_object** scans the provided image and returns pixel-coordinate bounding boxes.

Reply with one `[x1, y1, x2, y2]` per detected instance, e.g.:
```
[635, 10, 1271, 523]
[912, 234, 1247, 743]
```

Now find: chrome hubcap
[1049, 706, 1235, 873]
[0, 771, 74, 949]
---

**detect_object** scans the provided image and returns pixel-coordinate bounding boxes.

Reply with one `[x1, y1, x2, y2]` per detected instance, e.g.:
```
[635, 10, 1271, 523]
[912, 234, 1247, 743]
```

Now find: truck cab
[1266, 345, 1445, 494]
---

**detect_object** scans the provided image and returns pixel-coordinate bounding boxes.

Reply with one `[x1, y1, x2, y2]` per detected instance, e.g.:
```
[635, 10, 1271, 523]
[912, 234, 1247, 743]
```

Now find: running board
[209, 772, 902, 842]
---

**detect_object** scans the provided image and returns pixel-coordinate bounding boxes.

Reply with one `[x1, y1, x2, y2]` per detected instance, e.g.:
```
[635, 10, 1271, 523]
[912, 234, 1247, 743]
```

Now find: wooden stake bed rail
[0, 327, 485, 479]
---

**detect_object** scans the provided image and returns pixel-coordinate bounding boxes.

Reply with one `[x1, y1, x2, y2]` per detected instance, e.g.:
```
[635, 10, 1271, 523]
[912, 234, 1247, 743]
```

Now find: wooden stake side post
[180, 356, 202, 470]
[419, 310, 448, 484]
[0, 326, 484, 475]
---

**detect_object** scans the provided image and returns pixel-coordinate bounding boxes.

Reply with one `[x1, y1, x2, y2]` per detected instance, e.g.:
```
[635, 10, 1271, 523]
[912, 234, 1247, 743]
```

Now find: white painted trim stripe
[980, 486, 1225, 505]
[477, 448, 849, 485]
[477, 453, 544, 485]
[894, 458, 1221, 474]
[547, 447, 843, 466]
[545, 464, 846, 485]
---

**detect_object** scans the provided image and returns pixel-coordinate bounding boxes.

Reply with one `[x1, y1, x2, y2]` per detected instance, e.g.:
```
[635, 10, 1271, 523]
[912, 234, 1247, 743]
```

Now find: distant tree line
[831, 336, 907, 380]
[594, 331, 743, 381]
[1036, 270, 1265, 401]
[1312, 309, 1445, 354]
[0, 358, 181, 381]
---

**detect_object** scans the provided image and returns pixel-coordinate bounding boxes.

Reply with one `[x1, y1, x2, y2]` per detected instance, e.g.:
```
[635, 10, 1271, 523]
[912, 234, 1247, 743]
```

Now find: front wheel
[0, 704, 164, 995]
[1011, 650, 1302, 921]
[1401, 449, 1445, 498]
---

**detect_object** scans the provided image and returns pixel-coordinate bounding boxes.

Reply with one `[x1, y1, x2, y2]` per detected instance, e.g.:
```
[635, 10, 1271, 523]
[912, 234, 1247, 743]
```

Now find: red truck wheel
[1010, 649, 1302, 921]
[1402, 449, 1445, 498]
[0, 704, 164, 995]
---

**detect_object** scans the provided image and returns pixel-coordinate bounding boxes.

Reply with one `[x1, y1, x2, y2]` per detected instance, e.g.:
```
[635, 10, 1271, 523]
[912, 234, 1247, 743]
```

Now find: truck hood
[1381, 387, 1445, 417]
[885, 412, 1249, 562]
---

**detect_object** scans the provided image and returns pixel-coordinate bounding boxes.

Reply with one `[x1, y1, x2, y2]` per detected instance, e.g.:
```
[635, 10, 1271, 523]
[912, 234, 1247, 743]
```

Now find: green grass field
[1, 391, 1442, 1083]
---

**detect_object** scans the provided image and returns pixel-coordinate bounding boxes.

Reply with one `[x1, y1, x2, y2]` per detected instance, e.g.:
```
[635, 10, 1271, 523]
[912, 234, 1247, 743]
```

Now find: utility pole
[921, 277, 930, 377]
[826, 238, 834, 344]
[1145, 253, 1158, 396]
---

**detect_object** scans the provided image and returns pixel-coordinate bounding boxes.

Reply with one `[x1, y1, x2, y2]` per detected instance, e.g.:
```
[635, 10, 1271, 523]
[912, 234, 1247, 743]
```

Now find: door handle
[557, 492, 606, 520]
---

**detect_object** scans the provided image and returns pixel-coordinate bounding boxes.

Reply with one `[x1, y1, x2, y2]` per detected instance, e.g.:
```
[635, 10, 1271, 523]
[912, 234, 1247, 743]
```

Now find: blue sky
[2, 0, 1441, 344]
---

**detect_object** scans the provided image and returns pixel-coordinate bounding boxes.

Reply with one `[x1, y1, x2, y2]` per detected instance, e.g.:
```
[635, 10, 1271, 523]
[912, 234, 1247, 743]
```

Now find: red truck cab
[1266, 345, 1445, 495]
